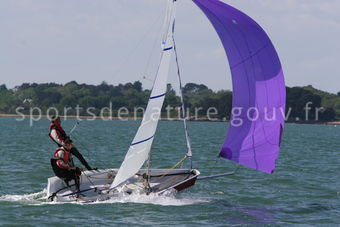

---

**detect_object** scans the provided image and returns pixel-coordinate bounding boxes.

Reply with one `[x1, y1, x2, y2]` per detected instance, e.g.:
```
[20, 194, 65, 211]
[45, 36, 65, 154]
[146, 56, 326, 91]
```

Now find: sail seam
[230, 43, 270, 69]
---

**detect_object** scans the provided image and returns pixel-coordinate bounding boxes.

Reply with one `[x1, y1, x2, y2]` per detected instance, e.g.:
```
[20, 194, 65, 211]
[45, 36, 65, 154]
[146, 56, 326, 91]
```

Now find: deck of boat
[47, 168, 200, 202]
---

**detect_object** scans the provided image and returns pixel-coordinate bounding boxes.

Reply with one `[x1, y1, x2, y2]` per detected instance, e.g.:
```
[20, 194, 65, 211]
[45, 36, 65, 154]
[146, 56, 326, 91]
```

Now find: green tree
[183, 83, 208, 94]
[132, 81, 142, 92]
[215, 90, 232, 119]
[286, 87, 323, 121]
[0, 84, 7, 92]
[1, 80, 337, 121]
[320, 108, 336, 121]
[164, 84, 180, 108]
[60, 96, 78, 107]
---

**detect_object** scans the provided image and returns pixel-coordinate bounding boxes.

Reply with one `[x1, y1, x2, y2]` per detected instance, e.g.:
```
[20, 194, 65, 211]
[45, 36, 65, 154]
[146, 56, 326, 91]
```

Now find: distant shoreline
[1, 114, 339, 125]
[0, 113, 143, 121]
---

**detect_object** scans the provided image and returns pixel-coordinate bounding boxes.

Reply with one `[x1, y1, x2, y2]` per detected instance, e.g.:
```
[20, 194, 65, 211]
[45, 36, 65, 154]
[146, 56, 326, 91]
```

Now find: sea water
[0, 117, 339, 226]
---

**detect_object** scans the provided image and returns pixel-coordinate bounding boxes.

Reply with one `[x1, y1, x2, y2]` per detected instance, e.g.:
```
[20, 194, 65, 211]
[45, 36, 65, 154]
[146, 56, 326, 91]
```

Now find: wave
[0, 189, 48, 205]
[0, 188, 207, 206]
[88, 189, 208, 206]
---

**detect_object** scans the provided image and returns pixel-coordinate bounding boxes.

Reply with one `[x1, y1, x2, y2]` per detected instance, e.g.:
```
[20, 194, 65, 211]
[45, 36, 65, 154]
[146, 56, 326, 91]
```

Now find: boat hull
[47, 168, 200, 202]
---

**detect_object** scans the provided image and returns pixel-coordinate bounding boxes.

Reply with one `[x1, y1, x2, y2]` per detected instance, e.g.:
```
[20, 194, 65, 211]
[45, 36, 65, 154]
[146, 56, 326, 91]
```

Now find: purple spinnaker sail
[193, 0, 286, 174]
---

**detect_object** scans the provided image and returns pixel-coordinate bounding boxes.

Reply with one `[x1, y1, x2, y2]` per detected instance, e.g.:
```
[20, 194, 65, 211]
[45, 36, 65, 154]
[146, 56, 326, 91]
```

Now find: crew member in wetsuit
[51, 138, 82, 192]
[49, 116, 93, 170]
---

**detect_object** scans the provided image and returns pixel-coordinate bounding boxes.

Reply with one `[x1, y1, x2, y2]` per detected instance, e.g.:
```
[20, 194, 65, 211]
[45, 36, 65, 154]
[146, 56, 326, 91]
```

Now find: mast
[110, 0, 177, 190]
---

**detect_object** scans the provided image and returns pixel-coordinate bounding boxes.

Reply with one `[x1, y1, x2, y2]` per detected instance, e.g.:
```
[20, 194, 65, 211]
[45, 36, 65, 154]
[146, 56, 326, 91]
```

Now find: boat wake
[90, 189, 207, 206]
[0, 188, 207, 206]
[0, 189, 48, 205]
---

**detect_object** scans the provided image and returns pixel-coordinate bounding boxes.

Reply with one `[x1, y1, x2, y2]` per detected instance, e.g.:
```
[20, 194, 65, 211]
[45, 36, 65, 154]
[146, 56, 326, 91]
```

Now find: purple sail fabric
[193, 0, 286, 174]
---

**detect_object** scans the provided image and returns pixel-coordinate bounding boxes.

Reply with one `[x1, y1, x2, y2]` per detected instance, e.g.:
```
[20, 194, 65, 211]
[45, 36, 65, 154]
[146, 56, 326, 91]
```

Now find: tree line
[0, 81, 339, 122]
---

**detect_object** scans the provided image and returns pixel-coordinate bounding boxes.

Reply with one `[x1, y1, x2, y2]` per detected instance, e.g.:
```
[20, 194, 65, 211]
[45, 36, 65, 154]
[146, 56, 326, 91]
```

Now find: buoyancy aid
[53, 147, 74, 169]
[49, 123, 67, 146]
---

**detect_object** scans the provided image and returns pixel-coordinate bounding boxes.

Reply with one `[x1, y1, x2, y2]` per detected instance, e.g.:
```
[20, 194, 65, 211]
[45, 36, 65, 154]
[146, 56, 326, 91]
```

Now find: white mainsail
[110, 0, 177, 189]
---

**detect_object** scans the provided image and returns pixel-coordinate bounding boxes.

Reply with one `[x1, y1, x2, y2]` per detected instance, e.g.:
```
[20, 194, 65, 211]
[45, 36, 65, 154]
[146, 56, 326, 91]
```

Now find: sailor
[50, 138, 82, 193]
[49, 116, 93, 170]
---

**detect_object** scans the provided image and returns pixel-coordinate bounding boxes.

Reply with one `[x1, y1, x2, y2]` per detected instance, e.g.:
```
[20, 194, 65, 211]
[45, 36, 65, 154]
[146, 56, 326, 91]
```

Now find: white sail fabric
[110, 0, 177, 190]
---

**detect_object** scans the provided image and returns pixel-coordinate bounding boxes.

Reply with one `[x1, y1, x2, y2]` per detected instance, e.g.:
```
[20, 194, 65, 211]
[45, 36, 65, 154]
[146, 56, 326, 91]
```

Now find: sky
[0, 0, 339, 94]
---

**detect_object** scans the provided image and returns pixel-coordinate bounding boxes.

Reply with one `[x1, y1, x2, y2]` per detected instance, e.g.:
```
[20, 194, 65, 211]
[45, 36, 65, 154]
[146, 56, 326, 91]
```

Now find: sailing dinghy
[47, 0, 285, 202]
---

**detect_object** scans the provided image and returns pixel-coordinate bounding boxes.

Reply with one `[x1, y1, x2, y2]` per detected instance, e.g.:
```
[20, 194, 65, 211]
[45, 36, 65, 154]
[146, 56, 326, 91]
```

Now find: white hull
[47, 168, 200, 202]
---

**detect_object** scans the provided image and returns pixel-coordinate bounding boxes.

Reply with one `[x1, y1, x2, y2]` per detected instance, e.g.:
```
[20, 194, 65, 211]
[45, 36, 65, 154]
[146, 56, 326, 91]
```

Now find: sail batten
[131, 136, 154, 146]
[150, 93, 166, 99]
[193, 0, 286, 174]
[163, 47, 173, 51]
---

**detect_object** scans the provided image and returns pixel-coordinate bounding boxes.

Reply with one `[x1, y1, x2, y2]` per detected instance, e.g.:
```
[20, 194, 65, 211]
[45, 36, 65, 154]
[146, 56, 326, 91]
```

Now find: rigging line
[69, 120, 80, 135]
[112, 9, 165, 80]
[69, 131, 92, 162]
[147, 0, 175, 90]
[144, 7, 173, 90]
[159, 155, 187, 178]
[142, 14, 165, 82]
[173, 37, 193, 165]
[82, 171, 96, 188]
